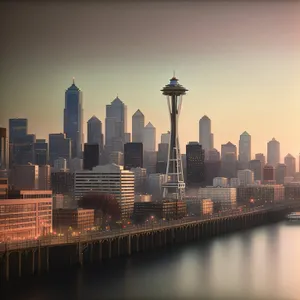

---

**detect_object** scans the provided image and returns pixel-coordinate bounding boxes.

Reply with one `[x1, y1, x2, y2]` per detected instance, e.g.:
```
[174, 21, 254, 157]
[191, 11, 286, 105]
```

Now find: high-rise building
[51, 171, 74, 195]
[49, 133, 71, 166]
[161, 132, 170, 144]
[9, 118, 35, 166]
[186, 142, 205, 187]
[11, 164, 39, 190]
[207, 148, 220, 162]
[0, 128, 9, 169]
[69, 157, 83, 173]
[210, 133, 214, 149]
[249, 159, 262, 181]
[124, 133, 131, 144]
[267, 138, 280, 167]
[34, 139, 48, 166]
[221, 142, 237, 160]
[275, 163, 286, 184]
[238, 131, 251, 169]
[255, 153, 266, 167]
[54, 158, 67, 172]
[74, 164, 135, 219]
[124, 143, 143, 170]
[156, 143, 169, 174]
[263, 164, 275, 183]
[38, 165, 51, 190]
[143, 122, 156, 152]
[87, 116, 103, 152]
[284, 154, 296, 177]
[64, 79, 83, 158]
[132, 109, 145, 143]
[109, 151, 123, 166]
[83, 144, 100, 170]
[105, 97, 127, 153]
[161, 76, 187, 202]
[221, 152, 237, 179]
[237, 169, 254, 186]
[131, 167, 147, 194]
[143, 151, 157, 174]
[146, 173, 167, 200]
[199, 115, 212, 152]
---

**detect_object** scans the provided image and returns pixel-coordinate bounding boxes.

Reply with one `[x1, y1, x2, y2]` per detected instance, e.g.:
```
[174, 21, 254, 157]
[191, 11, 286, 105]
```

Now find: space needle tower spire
[161, 74, 188, 202]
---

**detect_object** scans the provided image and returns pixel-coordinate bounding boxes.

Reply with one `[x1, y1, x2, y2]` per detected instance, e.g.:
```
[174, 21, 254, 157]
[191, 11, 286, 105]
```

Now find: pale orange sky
[1, 2, 300, 161]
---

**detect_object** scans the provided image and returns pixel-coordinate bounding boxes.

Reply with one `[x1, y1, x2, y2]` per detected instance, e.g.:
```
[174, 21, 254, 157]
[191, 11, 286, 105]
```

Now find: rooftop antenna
[72, 77, 75, 84]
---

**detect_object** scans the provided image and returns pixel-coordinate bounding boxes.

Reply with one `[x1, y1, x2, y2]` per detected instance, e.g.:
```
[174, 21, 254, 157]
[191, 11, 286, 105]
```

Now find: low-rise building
[0, 178, 8, 199]
[285, 183, 300, 201]
[201, 199, 214, 215]
[53, 208, 94, 234]
[237, 184, 284, 205]
[0, 190, 52, 241]
[133, 200, 186, 222]
[198, 187, 237, 211]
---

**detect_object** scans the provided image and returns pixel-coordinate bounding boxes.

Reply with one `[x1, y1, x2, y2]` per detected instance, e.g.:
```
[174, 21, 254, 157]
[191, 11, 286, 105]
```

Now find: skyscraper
[221, 142, 237, 160]
[284, 154, 296, 177]
[275, 163, 286, 184]
[143, 122, 156, 152]
[87, 116, 103, 151]
[64, 79, 83, 158]
[267, 138, 280, 167]
[49, 133, 71, 166]
[0, 128, 8, 169]
[83, 144, 100, 170]
[132, 109, 145, 143]
[124, 143, 143, 170]
[255, 153, 266, 167]
[249, 159, 262, 181]
[238, 131, 251, 169]
[186, 142, 205, 187]
[161, 132, 170, 144]
[9, 118, 28, 166]
[199, 115, 212, 152]
[105, 96, 127, 153]
[33, 139, 48, 166]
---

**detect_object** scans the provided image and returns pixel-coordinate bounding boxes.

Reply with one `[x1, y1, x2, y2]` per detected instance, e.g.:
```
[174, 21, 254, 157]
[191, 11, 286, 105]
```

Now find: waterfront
[3, 222, 300, 300]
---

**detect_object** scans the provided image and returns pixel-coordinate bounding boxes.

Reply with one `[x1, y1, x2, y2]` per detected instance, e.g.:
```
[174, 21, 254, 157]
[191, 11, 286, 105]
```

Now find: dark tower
[124, 143, 143, 170]
[64, 78, 83, 158]
[161, 75, 188, 201]
[186, 142, 205, 187]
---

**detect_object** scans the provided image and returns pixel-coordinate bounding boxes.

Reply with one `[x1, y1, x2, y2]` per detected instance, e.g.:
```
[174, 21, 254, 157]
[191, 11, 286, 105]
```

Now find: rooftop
[241, 131, 250, 136]
[66, 78, 81, 92]
[133, 109, 144, 117]
[111, 96, 124, 105]
[145, 122, 155, 129]
[88, 116, 101, 123]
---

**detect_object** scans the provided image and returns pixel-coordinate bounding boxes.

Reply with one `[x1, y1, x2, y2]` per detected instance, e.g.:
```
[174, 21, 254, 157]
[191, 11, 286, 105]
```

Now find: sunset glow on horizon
[1, 1, 300, 161]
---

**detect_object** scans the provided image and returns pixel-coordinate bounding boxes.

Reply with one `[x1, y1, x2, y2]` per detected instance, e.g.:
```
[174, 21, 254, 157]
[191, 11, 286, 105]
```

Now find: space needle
[161, 74, 188, 203]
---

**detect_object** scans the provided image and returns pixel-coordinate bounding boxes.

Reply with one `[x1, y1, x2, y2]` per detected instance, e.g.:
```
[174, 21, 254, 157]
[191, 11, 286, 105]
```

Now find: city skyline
[1, 2, 300, 159]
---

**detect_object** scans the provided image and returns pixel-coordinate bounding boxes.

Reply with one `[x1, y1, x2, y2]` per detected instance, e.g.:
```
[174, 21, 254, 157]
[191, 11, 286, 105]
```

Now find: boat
[286, 212, 300, 223]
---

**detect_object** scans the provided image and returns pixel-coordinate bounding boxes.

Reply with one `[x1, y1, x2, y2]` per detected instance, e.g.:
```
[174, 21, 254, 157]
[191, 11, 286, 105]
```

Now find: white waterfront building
[74, 164, 135, 219]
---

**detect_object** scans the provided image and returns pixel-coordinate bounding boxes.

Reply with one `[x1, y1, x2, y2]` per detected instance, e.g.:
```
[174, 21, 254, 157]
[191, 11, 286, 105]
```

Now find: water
[3, 222, 300, 300]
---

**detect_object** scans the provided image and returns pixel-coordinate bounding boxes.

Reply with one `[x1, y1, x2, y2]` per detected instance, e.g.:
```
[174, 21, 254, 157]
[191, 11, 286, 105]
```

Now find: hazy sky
[1, 1, 300, 160]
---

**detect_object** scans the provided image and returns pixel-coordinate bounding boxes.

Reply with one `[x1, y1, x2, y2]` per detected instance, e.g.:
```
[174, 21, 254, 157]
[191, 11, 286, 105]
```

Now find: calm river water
[3, 222, 300, 300]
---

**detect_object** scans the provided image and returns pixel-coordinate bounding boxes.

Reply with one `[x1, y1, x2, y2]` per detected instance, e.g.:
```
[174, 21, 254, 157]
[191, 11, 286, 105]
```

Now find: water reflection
[3, 222, 300, 300]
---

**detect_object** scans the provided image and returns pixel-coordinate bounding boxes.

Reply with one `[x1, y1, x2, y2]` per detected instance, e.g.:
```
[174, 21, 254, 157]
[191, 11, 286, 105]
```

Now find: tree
[78, 192, 121, 228]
